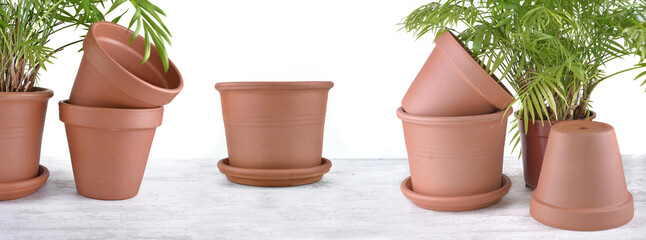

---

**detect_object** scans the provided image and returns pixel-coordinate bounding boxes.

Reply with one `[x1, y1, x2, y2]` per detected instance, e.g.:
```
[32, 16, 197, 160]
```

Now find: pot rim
[396, 107, 512, 125]
[436, 31, 514, 109]
[215, 81, 334, 91]
[515, 110, 597, 123]
[59, 100, 163, 129]
[0, 87, 54, 100]
[86, 21, 184, 93]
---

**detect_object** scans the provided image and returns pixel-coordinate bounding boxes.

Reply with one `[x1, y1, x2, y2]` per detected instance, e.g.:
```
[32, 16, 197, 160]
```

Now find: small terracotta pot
[69, 21, 183, 108]
[215, 81, 333, 186]
[0, 88, 53, 184]
[59, 100, 163, 200]
[519, 112, 596, 190]
[530, 121, 633, 231]
[397, 107, 512, 211]
[401, 31, 513, 116]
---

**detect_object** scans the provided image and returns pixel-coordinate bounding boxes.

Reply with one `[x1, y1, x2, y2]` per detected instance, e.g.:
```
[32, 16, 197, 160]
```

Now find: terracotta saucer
[0, 165, 49, 201]
[400, 174, 512, 211]
[217, 158, 332, 187]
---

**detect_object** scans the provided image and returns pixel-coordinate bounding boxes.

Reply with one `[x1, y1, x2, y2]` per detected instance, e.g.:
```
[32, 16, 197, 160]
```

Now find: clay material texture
[518, 112, 596, 189]
[217, 158, 332, 187]
[59, 100, 163, 200]
[397, 107, 512, 211]
[530, 121, 633, 231]
[0, 88, 53, 191]
[0, 165, 49, 201]
[70, 21, 183, 108]
[215, 81, 333, 186]
[401, 31, 513, 116]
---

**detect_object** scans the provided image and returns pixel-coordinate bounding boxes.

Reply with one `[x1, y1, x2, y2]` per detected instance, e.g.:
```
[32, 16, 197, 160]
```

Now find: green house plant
[401, 0, 646, 189]
[0, 0, 171, 200]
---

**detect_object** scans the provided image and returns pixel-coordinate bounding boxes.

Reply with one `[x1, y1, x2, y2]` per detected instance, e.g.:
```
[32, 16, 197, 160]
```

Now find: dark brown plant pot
[0, 88, 53, 200]
[397, 107, 512, 211]
[519, 112, 596, 190]
[401, 31, 513, 116]
[69, 21, 183, 108]
[59, 100, 163, 200]
[530, 121, 633, 231]
[215, 81, 333, 186]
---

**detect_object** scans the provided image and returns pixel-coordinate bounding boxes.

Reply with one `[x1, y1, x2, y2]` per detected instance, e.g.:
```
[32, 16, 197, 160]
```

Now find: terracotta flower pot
[0, 88, 53, 200]
[59, 100, 163, 200]
[397, 107, 512, 211]
[518, 112, 596, 190]
[69, 21, 183, 108]
[215, 81, 333, 186]
[401, 31, 513, 116]
[530, 121, 633, 231]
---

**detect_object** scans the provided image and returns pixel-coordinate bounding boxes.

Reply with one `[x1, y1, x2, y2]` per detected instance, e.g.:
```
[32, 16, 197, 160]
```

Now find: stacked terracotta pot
[398, 31, 514, 211]
[215, 81, 333, 187]
[59, 22, 183, 200]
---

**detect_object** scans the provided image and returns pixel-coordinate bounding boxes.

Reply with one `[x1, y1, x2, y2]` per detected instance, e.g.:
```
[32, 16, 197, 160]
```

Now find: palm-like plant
[0, 0, 171, 92]
[401, 0, 646, 151]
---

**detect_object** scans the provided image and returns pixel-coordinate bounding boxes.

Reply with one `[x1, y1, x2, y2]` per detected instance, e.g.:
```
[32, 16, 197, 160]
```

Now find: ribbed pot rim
[215, 81, 334, 91]
[0, 87, 54, 101]
[59, 100, 163, 129]
[397, 107, 512, 126]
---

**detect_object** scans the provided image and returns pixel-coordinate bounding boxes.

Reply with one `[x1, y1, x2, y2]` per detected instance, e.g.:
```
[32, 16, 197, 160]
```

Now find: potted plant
[402, 0, 646, 189]
[0, 0, 174, 200]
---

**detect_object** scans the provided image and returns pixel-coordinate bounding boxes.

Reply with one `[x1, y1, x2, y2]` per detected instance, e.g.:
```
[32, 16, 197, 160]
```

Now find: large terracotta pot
[518, 112, 595, 189]
[70, 21, 183, 108]
[397, 107, 512, 211]
[0, 88, 53, 200]
[401, 31, 513, 116]
[530, 121, 633, 231]
[215, 81, 333, 186]
[59, 100, 163, 200]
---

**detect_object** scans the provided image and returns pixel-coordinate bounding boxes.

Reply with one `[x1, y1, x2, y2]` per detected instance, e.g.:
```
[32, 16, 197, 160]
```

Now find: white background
[39, 0, 646, 160]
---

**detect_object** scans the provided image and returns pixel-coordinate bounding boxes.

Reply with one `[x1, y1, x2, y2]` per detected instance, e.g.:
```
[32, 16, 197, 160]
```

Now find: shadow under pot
[398, 107, 512, 211]
[70, 21, 183, 108]
[518, 111, 595, 190]
[530, 121, 633, 231]
[215, 81, 333, 187]
[401, 31, 513, 116]
[0, 88, 53, 200]
[59, 100, 163, 200]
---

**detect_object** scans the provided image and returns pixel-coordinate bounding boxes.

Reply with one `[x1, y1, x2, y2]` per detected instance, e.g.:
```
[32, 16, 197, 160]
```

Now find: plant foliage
[0, 0, 171, 92]
[401, 0, 646, 153]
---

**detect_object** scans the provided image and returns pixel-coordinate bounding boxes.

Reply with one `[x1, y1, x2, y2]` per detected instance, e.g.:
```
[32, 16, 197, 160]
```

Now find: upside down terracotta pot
[519, 112, 595, 190]
[530, 121, 633, 231]
[215, 81, 333, 186]
[0, 88, 53, 200]
[70, 21, 183, 108]
[59, 100, 163, 200]
[397, 107, 512, 211]
[401, 31, 513, 116]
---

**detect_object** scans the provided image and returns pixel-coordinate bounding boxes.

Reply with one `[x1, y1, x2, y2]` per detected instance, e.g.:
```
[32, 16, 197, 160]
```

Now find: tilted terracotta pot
[69, 21, 183, 108]
[59, 100, 163, 200]
[530, 121, 633, 231]
[518, 112, 595, 190]
[0, 88, 53, 200]
[215, 81, 333, 186]
[401, 31, 513, 116]
[397, 107, 512, 211]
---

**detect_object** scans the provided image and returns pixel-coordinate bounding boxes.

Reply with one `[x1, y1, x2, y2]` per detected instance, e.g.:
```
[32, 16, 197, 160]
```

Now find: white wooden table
[1, 156, 644, 239]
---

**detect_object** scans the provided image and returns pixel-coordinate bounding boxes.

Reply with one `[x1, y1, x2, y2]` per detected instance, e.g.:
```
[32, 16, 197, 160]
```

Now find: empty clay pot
[0, 88, 53, 183]
[69, 21, 183, 108]
[530, 121, 633, 231]
[397, 107, 512, 211]
[215, 81, 333, 186]
[59, 100, 163, 200]
[401, 31, 513, 116]
[519, 112, 595, 190]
